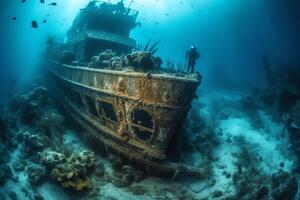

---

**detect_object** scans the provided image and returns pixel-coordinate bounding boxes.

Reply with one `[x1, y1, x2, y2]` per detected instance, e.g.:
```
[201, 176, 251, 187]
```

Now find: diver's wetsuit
[186, 48, 200, 73]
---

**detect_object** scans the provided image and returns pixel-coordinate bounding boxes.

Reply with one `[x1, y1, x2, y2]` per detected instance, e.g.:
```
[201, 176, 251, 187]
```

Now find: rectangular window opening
[98, 100, 117, 122]
[84, 95, 99, 118]
[72, 90, 84, 108]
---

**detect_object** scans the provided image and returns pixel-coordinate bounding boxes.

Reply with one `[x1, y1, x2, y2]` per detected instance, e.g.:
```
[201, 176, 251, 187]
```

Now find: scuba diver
[186, 46, 200, 73]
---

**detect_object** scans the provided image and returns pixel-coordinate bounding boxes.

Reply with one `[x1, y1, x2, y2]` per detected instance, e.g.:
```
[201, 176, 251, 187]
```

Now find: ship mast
[127, 0, 134, 9]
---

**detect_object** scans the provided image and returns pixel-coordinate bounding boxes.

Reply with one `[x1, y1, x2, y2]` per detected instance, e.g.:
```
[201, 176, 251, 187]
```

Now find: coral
[127, 51, 162, 71]
[40, 150, 66, 166]
[88, 50, 163, 72]
[108, 56, 127, 70]
[99, 49, 116, 61]
[40, 149, 96, 191]
[89, 49, 116, 69]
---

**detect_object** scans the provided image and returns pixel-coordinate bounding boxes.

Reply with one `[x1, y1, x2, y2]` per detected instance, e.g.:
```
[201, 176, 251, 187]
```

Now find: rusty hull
[49, 60, 200, 161]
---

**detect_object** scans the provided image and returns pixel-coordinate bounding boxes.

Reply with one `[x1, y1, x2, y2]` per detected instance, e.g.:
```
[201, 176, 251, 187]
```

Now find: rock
[279, 162, 285, 168]
[0, 164, 12, 186]
[33, 193, 44, 200]
[223, 171, 231, 179]
[39, 111, 65, 132]
[289, 101, 300, 129]
[10, 87, 49, 124]
[94, 162, 105, 178]
[129, 185, 146, 195]
[256, 186, 269, 200]
[108, 165, 145, 188]
[212, 190, 223, 198]
[0, 144, 9, 165]
[271, 172, 298, 200]
[10, 94, 28, 112]
[233, 167, 298, 200]
[13, 160, 27, 172]
[26, 164, 47, 186]
[8, 191, 18, 200]
[23, 131, 50, 152]
[0, 113, 7, 136]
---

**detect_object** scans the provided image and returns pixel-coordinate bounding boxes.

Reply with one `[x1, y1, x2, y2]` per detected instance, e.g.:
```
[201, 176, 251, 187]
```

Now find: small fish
[12, 17, 17, 21]
[31, 20, 38, 28]
[49, 2, 57, 6]
[43, 19, 47, 23]
[40, 0, 45, 3]
[21, 0, 26, 3]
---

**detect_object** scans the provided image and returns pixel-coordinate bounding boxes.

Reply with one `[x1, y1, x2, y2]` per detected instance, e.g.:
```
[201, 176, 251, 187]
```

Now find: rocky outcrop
[10, 87, 48, 124]
[26, 164, 47, 186]
[233, 168, 298, 200]
[105, 154, 144, 187]
[271, 172, 298, 200]
[39, 149, 97, 191]
[23, 131, 50, 152]
[0, 164, 12, 186]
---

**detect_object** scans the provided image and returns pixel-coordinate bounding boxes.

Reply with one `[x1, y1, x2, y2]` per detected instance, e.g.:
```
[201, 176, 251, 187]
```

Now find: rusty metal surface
[49, 60, 200, 160]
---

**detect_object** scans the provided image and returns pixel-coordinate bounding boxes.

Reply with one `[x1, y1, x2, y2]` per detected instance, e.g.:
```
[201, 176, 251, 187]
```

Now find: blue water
[0, 0, 299, 199]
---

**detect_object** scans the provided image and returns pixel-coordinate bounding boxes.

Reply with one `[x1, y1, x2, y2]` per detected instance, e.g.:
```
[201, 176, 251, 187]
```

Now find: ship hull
[47, 60, 202, 177]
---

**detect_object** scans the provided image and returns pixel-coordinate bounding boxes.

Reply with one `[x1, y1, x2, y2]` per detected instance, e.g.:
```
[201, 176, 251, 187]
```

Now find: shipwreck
[46, 0, 201, 178]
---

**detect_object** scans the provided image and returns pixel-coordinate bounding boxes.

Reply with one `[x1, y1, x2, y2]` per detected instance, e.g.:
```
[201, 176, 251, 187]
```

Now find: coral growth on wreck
[88, 49, 162, 72]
